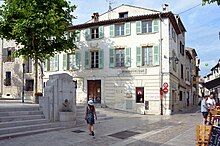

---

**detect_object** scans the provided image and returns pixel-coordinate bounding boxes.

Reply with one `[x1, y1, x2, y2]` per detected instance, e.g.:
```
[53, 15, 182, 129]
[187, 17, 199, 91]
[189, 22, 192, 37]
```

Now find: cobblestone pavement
[0, 105, 201, 146]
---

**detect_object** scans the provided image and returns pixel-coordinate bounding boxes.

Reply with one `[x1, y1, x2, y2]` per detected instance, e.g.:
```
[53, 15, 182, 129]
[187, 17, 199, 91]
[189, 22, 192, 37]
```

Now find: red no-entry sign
[163, 87, 168, 93]
[163, 82, 168, 88]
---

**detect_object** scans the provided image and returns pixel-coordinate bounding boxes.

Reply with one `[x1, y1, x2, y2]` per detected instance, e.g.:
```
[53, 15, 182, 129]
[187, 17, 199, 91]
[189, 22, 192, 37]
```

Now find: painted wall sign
[122, 69, 147, 74]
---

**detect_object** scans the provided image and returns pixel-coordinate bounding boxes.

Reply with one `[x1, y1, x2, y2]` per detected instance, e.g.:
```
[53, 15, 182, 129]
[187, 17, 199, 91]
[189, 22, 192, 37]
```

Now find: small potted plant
[34, 92, 43, 104]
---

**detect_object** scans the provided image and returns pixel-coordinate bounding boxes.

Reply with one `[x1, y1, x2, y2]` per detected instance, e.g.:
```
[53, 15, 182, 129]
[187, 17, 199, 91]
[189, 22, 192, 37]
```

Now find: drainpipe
[159, 13, 164, 115]
[0, 38, 3, 97]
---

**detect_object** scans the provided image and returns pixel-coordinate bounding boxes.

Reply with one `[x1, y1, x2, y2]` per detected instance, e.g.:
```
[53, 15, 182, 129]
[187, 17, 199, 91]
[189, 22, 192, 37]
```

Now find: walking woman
[84, 100, 97, 136]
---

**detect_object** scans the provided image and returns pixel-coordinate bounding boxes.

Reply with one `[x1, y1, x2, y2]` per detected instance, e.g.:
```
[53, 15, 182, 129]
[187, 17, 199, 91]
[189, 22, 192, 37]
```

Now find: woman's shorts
[202, 112, 208, 118]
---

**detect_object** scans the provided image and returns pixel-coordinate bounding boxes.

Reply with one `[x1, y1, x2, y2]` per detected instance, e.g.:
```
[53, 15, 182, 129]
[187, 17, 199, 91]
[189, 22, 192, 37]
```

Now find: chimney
[162, 4, 169, 12]
[91, 12, 99, 22]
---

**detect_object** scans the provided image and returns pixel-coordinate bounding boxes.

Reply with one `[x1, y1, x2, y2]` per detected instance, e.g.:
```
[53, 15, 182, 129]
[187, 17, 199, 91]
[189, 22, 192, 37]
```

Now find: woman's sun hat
[88, 100, 94, 106]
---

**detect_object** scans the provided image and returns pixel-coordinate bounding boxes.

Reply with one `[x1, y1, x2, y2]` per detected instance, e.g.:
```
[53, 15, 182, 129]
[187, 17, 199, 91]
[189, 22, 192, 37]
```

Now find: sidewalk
[0, 101, 202, 146]
[0, 104, 202, 146]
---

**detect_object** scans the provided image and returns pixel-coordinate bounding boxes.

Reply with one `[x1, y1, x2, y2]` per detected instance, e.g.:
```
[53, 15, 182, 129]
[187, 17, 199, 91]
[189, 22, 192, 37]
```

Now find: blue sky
[71, 0, 220, 77]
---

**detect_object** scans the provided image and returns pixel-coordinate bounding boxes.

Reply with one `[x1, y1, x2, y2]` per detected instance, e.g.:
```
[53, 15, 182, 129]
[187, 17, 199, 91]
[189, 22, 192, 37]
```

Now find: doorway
[87, 80, 101, 103]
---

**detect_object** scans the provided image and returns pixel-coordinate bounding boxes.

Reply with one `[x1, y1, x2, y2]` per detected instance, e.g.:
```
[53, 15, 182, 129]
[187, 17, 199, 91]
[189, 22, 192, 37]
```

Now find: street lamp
[21, 56, 26, 103]
[169, 57, 179, 64]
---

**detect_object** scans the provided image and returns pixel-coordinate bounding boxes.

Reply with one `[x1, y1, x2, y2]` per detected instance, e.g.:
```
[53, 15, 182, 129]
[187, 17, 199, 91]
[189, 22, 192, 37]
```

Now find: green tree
[202, 0, 220, 5]
[0, 0, 77, 100]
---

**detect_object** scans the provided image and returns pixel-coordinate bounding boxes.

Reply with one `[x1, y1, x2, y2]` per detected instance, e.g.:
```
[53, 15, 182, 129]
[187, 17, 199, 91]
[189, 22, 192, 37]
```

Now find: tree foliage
[0, 0, 77, 94]
[0, 0, 77, 60]
[202, 0, 220, 5]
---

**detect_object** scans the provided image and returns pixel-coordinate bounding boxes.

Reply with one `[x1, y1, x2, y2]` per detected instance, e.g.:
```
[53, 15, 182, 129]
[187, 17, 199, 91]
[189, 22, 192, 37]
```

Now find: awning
[202, 77, 220, 89]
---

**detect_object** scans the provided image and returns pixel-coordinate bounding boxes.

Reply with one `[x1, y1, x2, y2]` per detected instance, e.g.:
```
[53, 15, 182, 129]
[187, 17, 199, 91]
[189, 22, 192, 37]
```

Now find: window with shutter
[49, 57, 54, 71]
[109, 48, 115, 67]
[54, 54, 59, 71]
[63, 53, 67, 70]
[125, 22, 131, 36]
[85, 51, 90, 69]
[115, 48, 125, 67]
[115, 24, 124, 36]
[142, 46, 153, 66]
[99, 26, 104, 39]
[142, 21, 152, 33]
[75, 52, 80, 69]
[85, 29, 91, 40]
[125, 47, 131, 67]
[136, 21, 141, 34]
[153, 19, 159, 32]
[43, 60, 48, 71]
[99, 49, 104, 68]
[110, 25, 115, 37]
[91, 27, 99, 39]
[153, 46, 159, 66]
[91, 51, 99, 68]
[75, 30, 80, 41]
[136, 47, 142, 66]
[25, 58, 33, 73]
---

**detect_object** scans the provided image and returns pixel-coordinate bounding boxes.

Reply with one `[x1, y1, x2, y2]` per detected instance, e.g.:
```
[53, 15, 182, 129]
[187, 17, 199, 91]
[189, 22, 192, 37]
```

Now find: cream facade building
[42, 4, 199, 115]
[0, 4, 200, 115]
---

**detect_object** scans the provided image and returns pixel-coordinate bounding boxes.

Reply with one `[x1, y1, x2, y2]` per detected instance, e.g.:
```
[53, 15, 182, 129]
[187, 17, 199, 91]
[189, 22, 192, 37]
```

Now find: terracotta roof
[84, 4, 160, 24]
[69, 12, 183, 35]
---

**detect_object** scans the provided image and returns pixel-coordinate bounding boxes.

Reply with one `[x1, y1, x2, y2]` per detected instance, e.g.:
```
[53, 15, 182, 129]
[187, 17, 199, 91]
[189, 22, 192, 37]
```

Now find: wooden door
[87, 80, 101, 103]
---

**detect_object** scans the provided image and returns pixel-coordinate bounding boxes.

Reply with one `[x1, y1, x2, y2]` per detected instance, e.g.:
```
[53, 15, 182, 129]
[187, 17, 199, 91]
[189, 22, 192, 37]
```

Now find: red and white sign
[137, 90, 143, 95]
[163, 82, 168, 88]
[163, 87, 168, 93]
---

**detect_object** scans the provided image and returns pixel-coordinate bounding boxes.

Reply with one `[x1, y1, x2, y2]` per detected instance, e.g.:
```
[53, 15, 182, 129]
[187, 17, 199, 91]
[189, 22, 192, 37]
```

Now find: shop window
[136, 87, 144, 103]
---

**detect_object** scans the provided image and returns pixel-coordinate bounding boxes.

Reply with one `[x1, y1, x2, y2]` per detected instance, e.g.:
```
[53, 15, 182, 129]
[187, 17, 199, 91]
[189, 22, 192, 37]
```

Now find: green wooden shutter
[44, 60, 48, 71]
[125, 47, 131, 67]
[11, 47, 15, 62]
[154, 46, 159, 66]
[99, 26, 104, 39]
[55, 54, 59, 71]
[153, 19, 159, 32]
[110, 25, 115, 37]
[85, 50, 90, 69]
[3, 48, 7, 62]
[76, 31, 80, 41]
[75, 52, 80, 69]
[99, 49, 104, 68]
[136, 21, 141, 34]
[136, 46, 142, 66]
[85, 29, 90, 40]
[63, 53, 67, 70]
[125, 22, 131, 36]
[50, 57, 54, 71]
[109, 48, 114, 67]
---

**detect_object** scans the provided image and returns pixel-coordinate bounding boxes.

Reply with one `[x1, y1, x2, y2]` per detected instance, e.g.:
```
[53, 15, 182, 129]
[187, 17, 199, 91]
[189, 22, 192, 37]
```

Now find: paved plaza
[0, 101, 202, 146]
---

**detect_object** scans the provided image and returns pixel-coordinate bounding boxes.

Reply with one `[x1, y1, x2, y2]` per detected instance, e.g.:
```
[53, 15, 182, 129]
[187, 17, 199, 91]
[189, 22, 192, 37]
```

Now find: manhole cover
[108, 130, 140, 139]
[72, 130, 85, 133]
